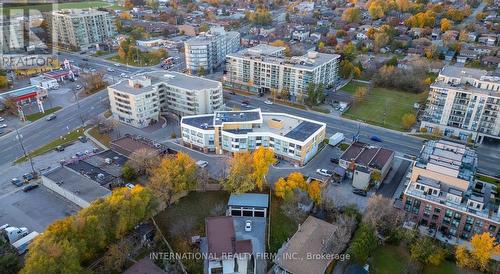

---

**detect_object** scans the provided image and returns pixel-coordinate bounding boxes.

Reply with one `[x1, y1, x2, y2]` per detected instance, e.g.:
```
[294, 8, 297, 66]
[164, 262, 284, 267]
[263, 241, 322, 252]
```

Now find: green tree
[198, 66, 206, 76]
[305, 83, 325, 106]
[199, 23, 209, 33]
[349, 224, 378, 263]
[410, 236, 445, 266]
[121, 163, 137, 181]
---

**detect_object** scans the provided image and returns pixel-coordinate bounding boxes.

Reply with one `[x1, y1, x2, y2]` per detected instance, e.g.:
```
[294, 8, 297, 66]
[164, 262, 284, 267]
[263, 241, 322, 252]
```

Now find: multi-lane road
[1, 52, 498, 176]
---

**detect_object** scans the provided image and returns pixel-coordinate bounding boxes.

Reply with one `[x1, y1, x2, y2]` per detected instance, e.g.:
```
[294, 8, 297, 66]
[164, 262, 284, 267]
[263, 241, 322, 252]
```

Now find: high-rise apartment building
[0, 18, 24, 53]
[108, 71, 223, 128]
[224, 44, 340, 102]
[184, 26, 240, 73]
[49, 9, 116, 50]
[421, 66, 500, 143]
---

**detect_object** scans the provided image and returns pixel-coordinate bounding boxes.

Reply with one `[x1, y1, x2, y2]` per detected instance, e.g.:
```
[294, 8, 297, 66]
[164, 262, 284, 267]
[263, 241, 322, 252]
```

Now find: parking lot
[0, 185, 80, 232]
[0, 141, 97, 231]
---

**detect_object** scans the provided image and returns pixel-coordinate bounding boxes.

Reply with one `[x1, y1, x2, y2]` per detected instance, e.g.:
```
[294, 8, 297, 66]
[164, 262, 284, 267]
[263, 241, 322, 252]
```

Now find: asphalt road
[224, 93, 500, 176]
[0, 89, 109, 164]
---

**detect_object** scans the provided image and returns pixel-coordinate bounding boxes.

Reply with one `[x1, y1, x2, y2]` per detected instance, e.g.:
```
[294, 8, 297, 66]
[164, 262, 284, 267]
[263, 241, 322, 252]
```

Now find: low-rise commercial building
[108, 71, 223, 128]
[224, 44, 340, 102]
[339, 142, 394, 190]
[421, 66, 500, 143]
[48, 9, 116, 50]
[184, 26, 240, 73]
[180, 108, 326, 166]
[402, 140, 499, 243]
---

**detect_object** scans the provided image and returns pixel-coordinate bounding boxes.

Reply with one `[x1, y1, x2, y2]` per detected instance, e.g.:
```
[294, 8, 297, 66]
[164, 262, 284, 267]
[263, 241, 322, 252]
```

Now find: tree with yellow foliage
[222, 152, 256, 193]
[119, 12, 132, 20]
[149, 152, 198, 205]
[287, 172, 307, 191]
[440, 18, 453, 32]
[274, 178, 289, 199]
[307, 180, 322, 204]
[455, 232, 500, 271]
[401, 113, 417, 130]
[252, 147, 276, 191]
[368, 2, 384, 19]
[342, 7, 361, 23]
[270, 40, 291, 57]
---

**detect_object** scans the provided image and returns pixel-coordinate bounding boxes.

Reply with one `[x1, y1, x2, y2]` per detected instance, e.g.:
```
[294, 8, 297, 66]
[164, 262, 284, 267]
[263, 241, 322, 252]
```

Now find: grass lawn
[25, 106, 61, 122]
[371, 245, 481, 274]
[155, 191, 230, 274]
[371, 245, 409, 274]
[88, 127, 111, 148]
[476, 174, 500, 189]
[3, 1, 111, 15]
[341, 82, 428, 131]
[269, 197, 297, 253]
[107, 55, 162, 67]
[15, 126, 87, 163]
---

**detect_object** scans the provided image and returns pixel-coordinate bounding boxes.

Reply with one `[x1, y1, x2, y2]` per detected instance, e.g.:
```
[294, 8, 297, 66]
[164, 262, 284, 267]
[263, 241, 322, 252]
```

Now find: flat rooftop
[228, 193, 269, 208]
[227, 46, 340, 70]
[416, 140, 477, 181]
[44, 167, 111, 203]
[109, 71, 221, 95]
[247, 44, 285, 56]
[214, 109, 262, 125]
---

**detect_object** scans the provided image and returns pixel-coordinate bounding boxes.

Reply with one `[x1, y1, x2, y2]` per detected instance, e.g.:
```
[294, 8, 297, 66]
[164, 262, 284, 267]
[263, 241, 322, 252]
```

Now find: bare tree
[322, 214, 357, 255]
[127, 148, 160, 175]
[363, 195, 404, 239]
[169, 216, 196, 239]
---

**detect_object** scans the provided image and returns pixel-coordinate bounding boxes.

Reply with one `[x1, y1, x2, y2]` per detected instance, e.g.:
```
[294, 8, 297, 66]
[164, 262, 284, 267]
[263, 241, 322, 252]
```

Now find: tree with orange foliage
[307, 180, 322, 204]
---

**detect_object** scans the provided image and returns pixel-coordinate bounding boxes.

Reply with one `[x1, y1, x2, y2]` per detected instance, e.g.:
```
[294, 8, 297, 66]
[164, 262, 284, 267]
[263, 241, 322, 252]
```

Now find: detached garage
[227, 193, 269, 218]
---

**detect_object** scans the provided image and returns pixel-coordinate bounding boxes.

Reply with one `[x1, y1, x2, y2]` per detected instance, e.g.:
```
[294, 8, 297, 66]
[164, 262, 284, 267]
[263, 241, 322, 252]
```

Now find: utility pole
[15, 128, 36, 175]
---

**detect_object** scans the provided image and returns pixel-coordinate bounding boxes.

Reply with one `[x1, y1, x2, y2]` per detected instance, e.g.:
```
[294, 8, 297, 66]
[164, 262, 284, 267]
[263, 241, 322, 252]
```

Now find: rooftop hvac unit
[97, 173, 105, 181]
[104, 158, 112, 165]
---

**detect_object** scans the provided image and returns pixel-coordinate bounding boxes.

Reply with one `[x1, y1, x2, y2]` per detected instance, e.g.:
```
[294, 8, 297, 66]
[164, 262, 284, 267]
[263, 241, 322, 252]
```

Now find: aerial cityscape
[0, 0, 499, 273]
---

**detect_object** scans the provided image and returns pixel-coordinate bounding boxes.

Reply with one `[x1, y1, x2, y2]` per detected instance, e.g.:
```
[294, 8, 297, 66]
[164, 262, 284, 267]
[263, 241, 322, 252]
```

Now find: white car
[0, 117, 4, 122]
[114, 63, 121, 67]
[125, 183, 135, 189]
[0, 124, 6, 128]
[316, 169, 333, 176]
[196, 160, 208, 168]
[264, 100, 273, 105]
[76, 85, 82, 90]
[107, 68, 115, 72]
[245, 220, 252, 232]
[90, 68, 96, 72]
[120, 73, 128, 78]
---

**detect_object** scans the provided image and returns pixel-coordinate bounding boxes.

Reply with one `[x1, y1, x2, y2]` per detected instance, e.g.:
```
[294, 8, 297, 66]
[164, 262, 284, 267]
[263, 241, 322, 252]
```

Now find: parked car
[78, 136, 87, 143]
[82, 58, 89, 61]
[0, 124, 7, 128]
[316, 169, 333, 176]
[0, 117, 4, 122]
[370, 135, 383, 142]
[11, 178, 23, 187]
[107, 68, 114, 72]
[22, 184, 39, 192]
[241, 100, 250, 105]
[120, 73, 128, 78]
[352, 189, 367, 196]
[114, 63, 121, 67]
[229, 91, 236, 95]
[245, 220, 252, 232]
[76, 85, 82, 90]
[55, 145, 64, 152]
[196, 160, 208, 168]
[45, 114, 56, 121]
[90, 68, 96, 73]
[125, 183, 135, 189]
[22, 173, 34, 182]
[264, 100, 273, 105]
[330, 157, 339, 164]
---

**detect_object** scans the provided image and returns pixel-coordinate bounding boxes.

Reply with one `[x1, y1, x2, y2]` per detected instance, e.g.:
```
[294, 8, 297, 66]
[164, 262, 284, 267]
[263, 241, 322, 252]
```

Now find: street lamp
[15, 128, 36, 175]
[72, 88, 85, 126]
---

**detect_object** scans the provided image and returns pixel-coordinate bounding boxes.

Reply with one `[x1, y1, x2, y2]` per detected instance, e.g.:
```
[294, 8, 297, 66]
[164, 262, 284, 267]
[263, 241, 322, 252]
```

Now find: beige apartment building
[402, 140, 499, 243]
[108, 71, 223, 128]
[224, 44, 340, 102]
[49, 9, 116, 50]
[180, 108, 326, 165]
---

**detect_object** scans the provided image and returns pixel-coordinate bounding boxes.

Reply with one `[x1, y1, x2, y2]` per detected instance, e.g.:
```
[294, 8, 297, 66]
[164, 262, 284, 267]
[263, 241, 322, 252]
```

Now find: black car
[330, 157, 339, 164]
[82, 58, 89, 61]
[46, 114, 56, 121]
[352, 189, 367, 196]
[55, 145, 65, 152]
[23, 184, 39, 192]
[78, 136, 87, 143]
